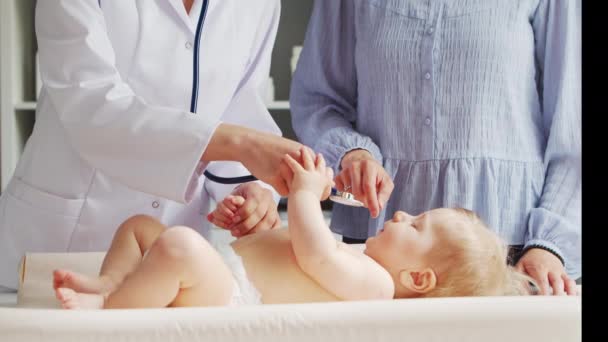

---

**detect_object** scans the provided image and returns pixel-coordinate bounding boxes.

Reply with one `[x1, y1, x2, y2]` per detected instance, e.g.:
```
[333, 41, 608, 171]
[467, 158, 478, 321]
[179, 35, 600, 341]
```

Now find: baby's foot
[55, 287, 104, 310]
[53, 269, 114, 294]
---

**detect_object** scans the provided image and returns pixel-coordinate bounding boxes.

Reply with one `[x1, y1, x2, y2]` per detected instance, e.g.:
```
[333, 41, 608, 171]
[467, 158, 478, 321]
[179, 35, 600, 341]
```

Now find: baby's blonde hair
[422, 208, 536, 298]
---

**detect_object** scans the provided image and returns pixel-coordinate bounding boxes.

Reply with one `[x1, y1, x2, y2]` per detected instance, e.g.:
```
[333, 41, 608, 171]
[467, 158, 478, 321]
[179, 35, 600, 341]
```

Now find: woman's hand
[335, 149, 394, 218]
[516, 248, 578, 296]
[207, 182, 282, 238]
[283, 147, 334, 201]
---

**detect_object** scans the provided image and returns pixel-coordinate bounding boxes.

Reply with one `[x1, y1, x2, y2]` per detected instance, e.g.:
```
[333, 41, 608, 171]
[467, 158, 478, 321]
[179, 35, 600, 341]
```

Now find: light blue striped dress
[290, 0, 581, 278]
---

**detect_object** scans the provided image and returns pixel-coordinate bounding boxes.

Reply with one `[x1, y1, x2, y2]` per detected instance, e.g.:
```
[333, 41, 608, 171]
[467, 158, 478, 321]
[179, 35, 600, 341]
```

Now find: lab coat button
[426, 27, 434, 35]
[185, 42, 193, 50]
[152, 201, 160, 209]
[425, 117, 431, 125]
[424, 72, 431, 80]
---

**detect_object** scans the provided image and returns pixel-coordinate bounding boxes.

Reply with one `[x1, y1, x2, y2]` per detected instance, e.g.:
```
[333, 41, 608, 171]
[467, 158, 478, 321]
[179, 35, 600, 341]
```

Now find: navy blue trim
[189, 1, 257, 184]
[190, 0, 209, 114]
[204, 172, 257, 185]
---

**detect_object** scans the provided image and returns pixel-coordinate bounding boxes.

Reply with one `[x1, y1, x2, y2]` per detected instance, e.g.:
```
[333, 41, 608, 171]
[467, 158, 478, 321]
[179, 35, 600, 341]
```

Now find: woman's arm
[285, 150, 394, 301]
[522, 0, 581, 278]
[289, 0, 383, 175]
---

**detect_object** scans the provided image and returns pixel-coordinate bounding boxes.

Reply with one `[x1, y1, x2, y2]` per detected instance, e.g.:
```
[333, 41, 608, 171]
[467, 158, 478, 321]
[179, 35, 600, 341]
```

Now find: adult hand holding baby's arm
[207, 182, 282, 237]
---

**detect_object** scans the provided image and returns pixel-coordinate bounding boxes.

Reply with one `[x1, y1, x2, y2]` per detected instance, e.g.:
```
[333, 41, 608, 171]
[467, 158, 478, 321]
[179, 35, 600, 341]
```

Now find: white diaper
[212, 243, 262, 306]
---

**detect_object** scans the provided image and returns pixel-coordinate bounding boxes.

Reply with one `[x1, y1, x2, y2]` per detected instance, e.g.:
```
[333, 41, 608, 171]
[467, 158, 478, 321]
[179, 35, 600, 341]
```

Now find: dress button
[152, 201, 160, 209]
[426, 27, 434, 35]
[425, 117, 432, 126]
[424, 72, 431, 80]
[185, 42, 193, 50]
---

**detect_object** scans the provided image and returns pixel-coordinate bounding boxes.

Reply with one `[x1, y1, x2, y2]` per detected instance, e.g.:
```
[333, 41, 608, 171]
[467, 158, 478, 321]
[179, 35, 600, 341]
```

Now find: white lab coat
[0, 0, 282, 289]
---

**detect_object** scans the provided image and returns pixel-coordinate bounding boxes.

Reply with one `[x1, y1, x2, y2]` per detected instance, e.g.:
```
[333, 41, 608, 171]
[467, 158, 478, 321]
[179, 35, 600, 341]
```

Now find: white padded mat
[0, 251, 582, 342]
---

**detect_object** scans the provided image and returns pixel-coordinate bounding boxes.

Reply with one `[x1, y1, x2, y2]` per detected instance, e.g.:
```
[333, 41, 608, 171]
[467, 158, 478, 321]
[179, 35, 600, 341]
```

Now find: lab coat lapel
[166, 0, 196, 34]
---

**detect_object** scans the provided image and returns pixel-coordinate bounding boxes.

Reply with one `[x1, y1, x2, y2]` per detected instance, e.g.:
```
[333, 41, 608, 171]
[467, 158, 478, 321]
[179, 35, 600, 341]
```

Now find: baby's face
[364, 208, 456, 271]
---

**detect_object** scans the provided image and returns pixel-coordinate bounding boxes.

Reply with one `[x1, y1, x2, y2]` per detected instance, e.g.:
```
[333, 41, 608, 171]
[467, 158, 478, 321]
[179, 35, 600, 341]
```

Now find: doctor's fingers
[548, 272, 566, 296]
[233, 198, 272, 234]
[246, 210, 281, 236]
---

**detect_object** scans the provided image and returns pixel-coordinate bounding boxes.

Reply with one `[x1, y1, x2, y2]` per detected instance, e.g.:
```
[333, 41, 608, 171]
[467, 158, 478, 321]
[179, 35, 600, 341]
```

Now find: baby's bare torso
[230, 229, 340, 304]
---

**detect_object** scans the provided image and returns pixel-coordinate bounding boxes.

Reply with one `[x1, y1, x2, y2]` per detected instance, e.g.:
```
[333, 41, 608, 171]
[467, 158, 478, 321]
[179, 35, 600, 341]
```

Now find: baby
[53, 148, 534, 309]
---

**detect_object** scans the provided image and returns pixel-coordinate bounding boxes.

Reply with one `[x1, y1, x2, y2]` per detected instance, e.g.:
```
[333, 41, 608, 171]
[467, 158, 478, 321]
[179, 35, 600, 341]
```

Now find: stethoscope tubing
[182, 1, 359, 206]
[189, 0, 257, 184]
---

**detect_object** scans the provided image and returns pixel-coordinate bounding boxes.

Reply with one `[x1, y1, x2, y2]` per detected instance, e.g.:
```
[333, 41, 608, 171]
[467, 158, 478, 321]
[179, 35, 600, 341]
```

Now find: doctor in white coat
[0, 0, 304, 290]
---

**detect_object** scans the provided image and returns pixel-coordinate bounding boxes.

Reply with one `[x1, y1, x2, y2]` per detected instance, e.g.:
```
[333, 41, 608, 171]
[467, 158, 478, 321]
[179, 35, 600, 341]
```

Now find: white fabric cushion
[0, 252, 581, 342]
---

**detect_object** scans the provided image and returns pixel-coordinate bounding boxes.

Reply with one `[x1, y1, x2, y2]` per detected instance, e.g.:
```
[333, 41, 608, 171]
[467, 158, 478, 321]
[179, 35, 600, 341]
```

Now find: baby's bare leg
[104, 226, 235, 308]
[54, 215, 167, 294]
[99, 214, 168, 287]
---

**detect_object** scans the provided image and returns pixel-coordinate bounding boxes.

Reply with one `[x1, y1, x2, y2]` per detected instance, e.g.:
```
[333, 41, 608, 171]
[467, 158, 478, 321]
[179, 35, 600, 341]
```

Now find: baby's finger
[209, 214, 232, 229]
[283, 154, 304, 173]
[316, 153, 326, 171]
[218, 201, 236, 218]
[326, 167, 334, 181]
[223, 195, 244, 212]
[301, 147, 315, 170]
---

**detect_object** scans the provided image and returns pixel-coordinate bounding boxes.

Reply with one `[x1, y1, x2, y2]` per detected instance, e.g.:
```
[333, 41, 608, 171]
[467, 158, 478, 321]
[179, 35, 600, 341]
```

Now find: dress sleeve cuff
[522, 239, 566, 266]
[314, 127, 383, 175]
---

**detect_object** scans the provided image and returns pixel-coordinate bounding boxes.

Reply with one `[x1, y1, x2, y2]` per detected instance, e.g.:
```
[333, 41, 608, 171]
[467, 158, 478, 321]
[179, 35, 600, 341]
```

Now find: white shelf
[14, 101, 37, 111]
[13, 101, 289, 112]
[267, 100, 290, 110]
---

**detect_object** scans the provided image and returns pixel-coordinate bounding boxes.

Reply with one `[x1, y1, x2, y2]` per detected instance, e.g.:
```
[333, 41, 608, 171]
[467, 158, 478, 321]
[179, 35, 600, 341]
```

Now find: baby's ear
[399, 268, 437, 294]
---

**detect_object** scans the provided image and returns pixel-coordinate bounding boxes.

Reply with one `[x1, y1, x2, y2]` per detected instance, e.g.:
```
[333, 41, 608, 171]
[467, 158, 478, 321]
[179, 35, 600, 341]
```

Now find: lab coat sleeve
[524, 0, 581, 278]
[203, 0, 281, 206]
[35, 0, 218, 204]
[289, 0, 383, 175]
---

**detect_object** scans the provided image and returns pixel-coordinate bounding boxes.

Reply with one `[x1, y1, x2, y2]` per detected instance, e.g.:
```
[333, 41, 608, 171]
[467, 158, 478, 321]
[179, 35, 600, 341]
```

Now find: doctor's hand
[202, 124, 307, 197]
[238, 130, 307, 197]
[207, 182, 282, 237]
[335, 149, 394, 218]
[515, 248, 578, 296]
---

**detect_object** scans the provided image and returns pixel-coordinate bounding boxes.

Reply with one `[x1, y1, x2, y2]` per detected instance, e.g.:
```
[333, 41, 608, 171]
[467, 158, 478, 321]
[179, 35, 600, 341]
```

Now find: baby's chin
[362, 236, 376, 255]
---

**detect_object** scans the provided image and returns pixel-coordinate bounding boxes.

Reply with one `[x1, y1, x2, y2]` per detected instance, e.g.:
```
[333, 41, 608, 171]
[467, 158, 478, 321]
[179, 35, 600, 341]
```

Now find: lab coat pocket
[3, 178, 84, 253]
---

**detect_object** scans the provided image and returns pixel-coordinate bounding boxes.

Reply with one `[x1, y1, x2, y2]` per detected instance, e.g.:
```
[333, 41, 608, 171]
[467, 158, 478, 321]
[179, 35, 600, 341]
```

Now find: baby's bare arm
[288, 190, 394, 301]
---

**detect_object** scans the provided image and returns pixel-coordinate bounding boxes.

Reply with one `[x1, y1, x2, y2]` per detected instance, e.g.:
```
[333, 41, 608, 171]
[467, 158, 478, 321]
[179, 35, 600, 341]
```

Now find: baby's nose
[393, 211, 413, 222]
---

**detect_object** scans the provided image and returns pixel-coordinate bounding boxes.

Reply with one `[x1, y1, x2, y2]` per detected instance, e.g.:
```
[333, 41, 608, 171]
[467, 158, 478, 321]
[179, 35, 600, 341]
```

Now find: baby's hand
[207, 195, 245, 230]
[283, 147, 334, 200]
